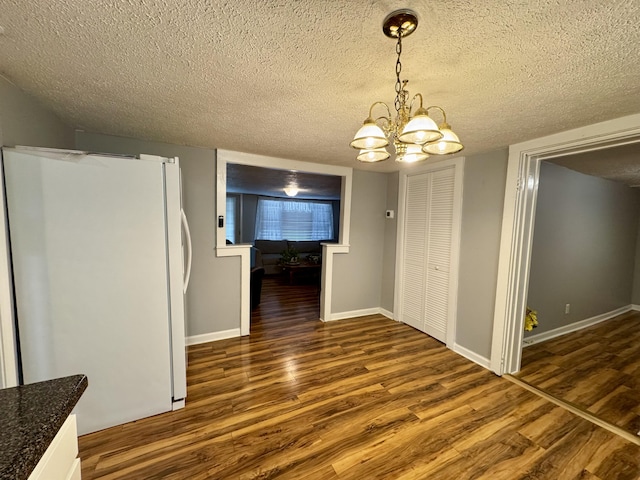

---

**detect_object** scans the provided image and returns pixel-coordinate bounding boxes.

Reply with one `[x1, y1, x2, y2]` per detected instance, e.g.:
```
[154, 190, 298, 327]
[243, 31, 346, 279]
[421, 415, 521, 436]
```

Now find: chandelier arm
[426, 105, 447, 125]
[408, 93, 424, 115]
[368, 101, 392, 121]
[374, 115, 391, 125]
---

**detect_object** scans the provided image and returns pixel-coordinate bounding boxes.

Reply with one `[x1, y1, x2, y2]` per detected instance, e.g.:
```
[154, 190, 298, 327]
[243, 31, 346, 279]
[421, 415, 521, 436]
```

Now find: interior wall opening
[226, 163, 341, 327]
[215, 149, 353, 334]
[491, 114, 640, 379]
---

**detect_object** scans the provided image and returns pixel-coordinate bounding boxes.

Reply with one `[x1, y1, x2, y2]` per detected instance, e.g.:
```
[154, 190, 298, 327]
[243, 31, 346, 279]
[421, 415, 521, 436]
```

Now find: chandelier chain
[394, 32, 402, 115]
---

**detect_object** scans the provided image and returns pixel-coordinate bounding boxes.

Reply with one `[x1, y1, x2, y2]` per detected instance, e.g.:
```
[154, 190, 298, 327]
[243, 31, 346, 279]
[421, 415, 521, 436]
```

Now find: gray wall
[0, 73, 519, 361]
[0, 76, 74, 149]
[75, 132, 241, 337]
[240, 194, 258, 244]
[527, 162, 640, 335]
[456, 150, 509, 359]
[634, 215, 640, 304]
[380, 172, 399, 313]
[332, 170, 388, 313]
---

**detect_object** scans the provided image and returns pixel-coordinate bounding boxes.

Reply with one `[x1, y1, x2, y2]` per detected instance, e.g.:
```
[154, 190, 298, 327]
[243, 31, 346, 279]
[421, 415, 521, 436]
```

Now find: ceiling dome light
[357, 147, 391, 162]
[283, 186, 299, 197]
[422, 123, 464, 155]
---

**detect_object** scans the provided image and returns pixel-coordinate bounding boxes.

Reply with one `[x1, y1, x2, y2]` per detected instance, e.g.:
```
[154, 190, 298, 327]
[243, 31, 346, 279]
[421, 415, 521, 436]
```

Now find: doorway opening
[513, 145, 640, 438]
[215, 150, 352, 335]
[491, 114, 640, 377]
[491, 113, 640, 443]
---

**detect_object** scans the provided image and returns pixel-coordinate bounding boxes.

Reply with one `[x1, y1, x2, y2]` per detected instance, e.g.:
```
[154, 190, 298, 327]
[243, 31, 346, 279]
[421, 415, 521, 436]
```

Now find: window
[255, 197, 334, 241]
[226, 195, 238, 243]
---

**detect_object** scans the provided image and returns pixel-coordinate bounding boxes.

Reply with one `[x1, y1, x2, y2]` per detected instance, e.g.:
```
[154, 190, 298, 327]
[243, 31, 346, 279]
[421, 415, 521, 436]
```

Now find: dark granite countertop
[0, 374, 88, 480]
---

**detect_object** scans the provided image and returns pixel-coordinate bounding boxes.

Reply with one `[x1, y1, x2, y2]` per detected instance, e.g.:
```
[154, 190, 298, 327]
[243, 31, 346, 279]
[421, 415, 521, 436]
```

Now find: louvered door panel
[424, 167, 455, 342]
[400, 173, 429, 331]
[400, 166, 456, 343]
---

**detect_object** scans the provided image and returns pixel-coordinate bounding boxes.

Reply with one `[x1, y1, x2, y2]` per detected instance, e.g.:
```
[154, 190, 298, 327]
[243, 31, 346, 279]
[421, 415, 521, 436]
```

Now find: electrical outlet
[565, 303, 571, 314]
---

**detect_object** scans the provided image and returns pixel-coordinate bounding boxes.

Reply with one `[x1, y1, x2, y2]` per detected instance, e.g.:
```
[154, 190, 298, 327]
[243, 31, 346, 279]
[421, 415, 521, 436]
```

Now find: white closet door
[400, 165, 457, 343]
[400, 173, 430, 331]
[423, 168, 455, 342]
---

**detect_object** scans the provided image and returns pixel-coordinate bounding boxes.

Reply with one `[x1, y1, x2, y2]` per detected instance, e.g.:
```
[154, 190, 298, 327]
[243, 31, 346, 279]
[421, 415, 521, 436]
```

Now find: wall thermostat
[385, 210, 395, 219]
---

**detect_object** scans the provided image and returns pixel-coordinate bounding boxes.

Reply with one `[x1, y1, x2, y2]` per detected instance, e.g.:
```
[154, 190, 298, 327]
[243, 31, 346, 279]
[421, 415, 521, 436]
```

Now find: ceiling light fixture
[350, 9, 463, 163]
[284, 186, 299, 197]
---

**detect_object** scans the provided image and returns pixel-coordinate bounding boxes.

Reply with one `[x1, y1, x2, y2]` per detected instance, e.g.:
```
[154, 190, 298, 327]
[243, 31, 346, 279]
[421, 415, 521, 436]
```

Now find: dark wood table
[282, 262, 321, 285]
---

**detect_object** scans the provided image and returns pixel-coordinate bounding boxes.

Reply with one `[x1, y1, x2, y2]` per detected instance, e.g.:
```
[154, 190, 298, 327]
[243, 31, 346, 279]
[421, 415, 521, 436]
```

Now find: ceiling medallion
[350, 9, 463, 163]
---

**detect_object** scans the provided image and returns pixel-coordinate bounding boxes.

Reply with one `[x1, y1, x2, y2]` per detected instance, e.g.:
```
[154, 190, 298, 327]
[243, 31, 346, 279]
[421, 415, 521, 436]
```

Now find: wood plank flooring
[517, 310, 640, 437]
[79, 279, 640, 479]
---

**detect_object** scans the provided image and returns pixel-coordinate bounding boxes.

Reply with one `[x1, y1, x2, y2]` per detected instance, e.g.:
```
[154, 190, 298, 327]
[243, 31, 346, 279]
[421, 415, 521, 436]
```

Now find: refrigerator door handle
[181, 209, 193, 294]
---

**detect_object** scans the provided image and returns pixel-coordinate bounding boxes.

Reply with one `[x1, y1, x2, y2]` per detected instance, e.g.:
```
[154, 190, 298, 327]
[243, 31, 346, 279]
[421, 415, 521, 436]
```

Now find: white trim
[491, 113, 640, 375]
[320, 243, 349, 321]
[216, 149, 353, 331]
[216, 149, 353, 248]
[522, 305, 633, 347]
[632, 304, 640, 311]
[326, 307, 390, 322]
[453, 343, 491, 369]
[379, 308, 394, 320]
[216, 244, 251, 336]
[0, 149, 18, 388]
[186, 328, 241, 346]
[393, 156, 465, 348]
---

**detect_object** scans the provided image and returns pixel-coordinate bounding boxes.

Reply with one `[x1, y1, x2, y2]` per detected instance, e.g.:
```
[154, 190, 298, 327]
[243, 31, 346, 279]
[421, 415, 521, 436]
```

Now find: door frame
[394, 156, 465, 348]
[490, 113, 640, 375]
[215, 149, 353, 335]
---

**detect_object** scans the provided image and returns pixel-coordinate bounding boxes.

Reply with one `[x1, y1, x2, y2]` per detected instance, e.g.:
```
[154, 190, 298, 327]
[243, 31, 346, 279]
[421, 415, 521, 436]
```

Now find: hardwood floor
[79, 284, 640, 479]
[517, 310, 640, 437]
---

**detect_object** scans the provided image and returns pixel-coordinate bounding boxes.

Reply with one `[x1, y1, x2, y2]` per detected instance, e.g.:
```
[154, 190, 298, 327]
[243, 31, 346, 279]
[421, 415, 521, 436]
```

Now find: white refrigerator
[1, 146, 192, 435]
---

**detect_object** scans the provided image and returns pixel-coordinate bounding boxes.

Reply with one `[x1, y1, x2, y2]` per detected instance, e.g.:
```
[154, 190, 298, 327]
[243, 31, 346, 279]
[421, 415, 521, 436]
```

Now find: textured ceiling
[548, 142, 640, 187]
[1, 1, 640, 172]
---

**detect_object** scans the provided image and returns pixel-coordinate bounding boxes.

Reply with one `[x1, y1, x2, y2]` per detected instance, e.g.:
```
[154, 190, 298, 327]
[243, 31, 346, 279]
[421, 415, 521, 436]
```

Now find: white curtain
[255, 197, 334, 240]
[226, 196, 236, 243]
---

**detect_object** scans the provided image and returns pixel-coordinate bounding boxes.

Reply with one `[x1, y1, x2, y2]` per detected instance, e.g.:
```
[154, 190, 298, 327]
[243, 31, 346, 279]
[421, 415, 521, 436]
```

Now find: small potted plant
[280, 246, 299, 265]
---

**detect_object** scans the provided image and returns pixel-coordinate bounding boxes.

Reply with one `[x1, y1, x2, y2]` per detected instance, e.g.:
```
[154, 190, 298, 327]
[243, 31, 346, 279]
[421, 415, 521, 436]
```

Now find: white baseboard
[632, 304, 640, 311]
[379, 308, 394, 320]
[452, 343, 491, 369]
[186, 328, 241, 346]
[327, 307, 391, 322]
[522, 305, 633, 347]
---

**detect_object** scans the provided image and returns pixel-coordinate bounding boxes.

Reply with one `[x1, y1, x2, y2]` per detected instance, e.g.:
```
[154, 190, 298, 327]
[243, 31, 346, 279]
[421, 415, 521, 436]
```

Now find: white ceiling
[1, 1, 640, 172]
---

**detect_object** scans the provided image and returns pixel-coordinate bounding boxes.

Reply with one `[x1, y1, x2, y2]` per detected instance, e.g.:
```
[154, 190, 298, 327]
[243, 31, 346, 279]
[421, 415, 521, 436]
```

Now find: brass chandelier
[350, 9, 463, 163]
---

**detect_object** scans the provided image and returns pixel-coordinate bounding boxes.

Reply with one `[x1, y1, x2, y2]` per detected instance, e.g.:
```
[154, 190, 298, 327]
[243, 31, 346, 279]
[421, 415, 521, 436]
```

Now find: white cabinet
[28, 414, 81, 480]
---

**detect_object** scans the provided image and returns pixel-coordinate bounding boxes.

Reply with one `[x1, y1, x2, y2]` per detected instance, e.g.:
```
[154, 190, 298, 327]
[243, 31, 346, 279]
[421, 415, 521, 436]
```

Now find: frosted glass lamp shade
[350, 119, 389, 150]
[397, 109, 442, 144]
[395, 143, 429, 163]
[422, 126, 464, 155]
[357, 148, 390, 162]
[283, 186, 299, 197]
